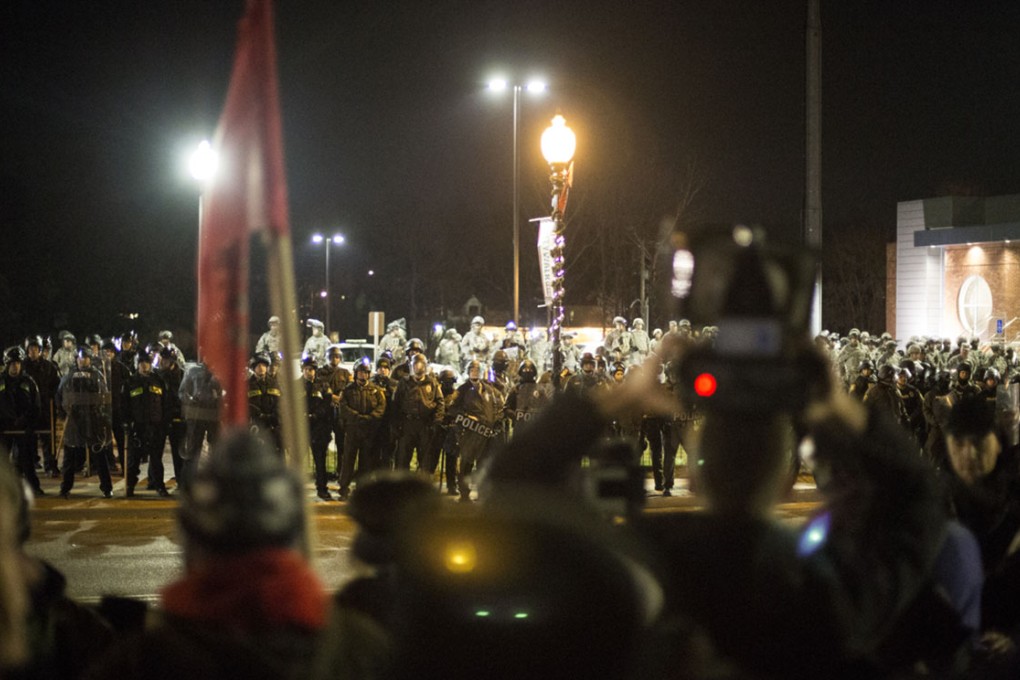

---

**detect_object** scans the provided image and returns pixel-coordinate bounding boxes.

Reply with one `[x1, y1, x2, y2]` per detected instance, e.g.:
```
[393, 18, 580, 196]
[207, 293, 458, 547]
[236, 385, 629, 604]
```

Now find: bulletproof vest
[513, 385, 546, 421]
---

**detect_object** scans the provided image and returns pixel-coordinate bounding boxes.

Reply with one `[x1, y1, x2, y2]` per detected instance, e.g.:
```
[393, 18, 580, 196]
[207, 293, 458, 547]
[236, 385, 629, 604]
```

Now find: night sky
[2, 1, 1019, 347]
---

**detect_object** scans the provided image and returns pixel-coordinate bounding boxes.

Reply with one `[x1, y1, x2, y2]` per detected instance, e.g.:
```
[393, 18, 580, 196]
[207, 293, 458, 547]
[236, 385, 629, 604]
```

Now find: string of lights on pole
[540, 114, 576, 388]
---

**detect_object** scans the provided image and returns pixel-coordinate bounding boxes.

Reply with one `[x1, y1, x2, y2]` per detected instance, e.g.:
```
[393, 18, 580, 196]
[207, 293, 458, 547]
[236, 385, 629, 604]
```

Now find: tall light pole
[189, 140, 217, 346]
[540, 114, 576, 389]
[488, 77, 546, 325]
[311, 232, 344, 335]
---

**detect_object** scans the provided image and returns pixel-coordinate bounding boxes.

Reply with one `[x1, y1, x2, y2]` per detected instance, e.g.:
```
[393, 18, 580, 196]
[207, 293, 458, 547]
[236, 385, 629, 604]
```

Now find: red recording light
[693, 373, 717, 397]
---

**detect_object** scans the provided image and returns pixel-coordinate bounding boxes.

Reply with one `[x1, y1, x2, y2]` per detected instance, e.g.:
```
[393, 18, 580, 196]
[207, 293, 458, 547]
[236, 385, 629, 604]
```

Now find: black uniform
[57, 364, 113, 497]
[304, 374, 334, 496]
[156, 362, 186, 481]
[178, 362, 222, 492]
[0, 367, 43, 494]
[316, 362, 352, 474]
[101, 354, 132, 471]
[23, 353, 60, 474]
[392, 372, 445, 471]
[448, 377, 503, 501]
[369, 372, 398, 471]
[124, 370, 171, 495]
[248, 373, 282, 453]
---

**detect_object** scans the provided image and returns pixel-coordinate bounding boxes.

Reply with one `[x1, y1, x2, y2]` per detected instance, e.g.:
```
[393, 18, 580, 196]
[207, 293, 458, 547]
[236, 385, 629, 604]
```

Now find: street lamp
[540, 114, 576, 388]
[189, 140, 217, 346]
[311, 233, 345, 334]
[488, 76, 547, 326]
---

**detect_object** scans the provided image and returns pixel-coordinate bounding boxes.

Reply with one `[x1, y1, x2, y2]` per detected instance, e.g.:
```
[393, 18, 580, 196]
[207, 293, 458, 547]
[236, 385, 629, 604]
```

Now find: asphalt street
[24, 455, 821, 604]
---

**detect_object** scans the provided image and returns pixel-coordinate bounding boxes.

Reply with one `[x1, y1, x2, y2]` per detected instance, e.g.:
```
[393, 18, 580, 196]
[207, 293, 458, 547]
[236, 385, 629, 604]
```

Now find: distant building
[893, 194, 1020, 342]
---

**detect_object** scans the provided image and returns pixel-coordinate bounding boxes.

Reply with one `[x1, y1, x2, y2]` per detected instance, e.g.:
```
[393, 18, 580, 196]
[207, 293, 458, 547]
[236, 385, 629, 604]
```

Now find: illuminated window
[957, 275, 993, 335]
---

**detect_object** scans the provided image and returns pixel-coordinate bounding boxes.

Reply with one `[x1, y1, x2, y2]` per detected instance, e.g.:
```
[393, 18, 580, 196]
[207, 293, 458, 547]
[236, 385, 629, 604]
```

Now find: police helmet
[898, 366, 912, 381]
[136, 351, 154, 366]
[87, 334, 102, 347]
[406, 338, 425, 355]
[505, 321, 517, 331]
[491, 349, 509, 372]
[858, 359, 875, 372]
[518, 359, 538, 383]
[301, 356, 318, 369]
[159, 346, 178, 361]
[411, 353, 428, 375]
[76, 345, 93, 360]
[956, 362, 972, 382]
[121, 330, 138, 342]
[438, 368, 457, 387]
[611, 361, 626, 377]
[466, 360, 482, 377]
[102, 338, 117, 351]
[376, 355, 392, 370]
[5, 346, 26, 364]
[470, 316, 485, 327]
[877, 364, 897, 381]
[355, 359, 373, 375]
[327, 344, 343, 358]
[24, 335, 43, 349]
[984, 368, 1001, 384]
[580, 352, 596, 367]
[270, 351, 284, 365]
[251, 352, 272, 367]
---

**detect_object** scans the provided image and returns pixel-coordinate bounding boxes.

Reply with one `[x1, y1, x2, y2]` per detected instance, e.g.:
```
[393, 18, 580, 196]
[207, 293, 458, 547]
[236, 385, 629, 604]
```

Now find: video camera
[668, 224, 828, 413]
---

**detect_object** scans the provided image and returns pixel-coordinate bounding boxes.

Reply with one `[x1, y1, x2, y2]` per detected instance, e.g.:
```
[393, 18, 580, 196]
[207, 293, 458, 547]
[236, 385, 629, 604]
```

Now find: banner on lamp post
[537, 218, 556, 308]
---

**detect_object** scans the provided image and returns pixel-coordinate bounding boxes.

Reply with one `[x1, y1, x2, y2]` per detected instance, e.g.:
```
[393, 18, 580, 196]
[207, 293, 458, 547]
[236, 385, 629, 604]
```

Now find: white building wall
[895, 200, 944, 339]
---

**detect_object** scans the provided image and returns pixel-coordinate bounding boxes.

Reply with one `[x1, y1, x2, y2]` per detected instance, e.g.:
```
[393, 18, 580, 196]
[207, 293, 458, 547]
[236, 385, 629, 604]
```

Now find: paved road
[25, 464, 821, 604]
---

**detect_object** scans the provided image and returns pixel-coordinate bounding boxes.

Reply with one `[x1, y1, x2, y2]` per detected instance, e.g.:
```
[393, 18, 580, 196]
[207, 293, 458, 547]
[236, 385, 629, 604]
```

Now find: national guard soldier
[528, 328, 551, 373]
[156, 331, 186, 367]
[503, 359, 550, 427]
[317, 344, 352, 470]
[629, 318, 651, 366]
[499, 321, 527, 366]
[248, 352, 282, 453]
[301, 357, 334, 501]
[378, 320, 407, 366]
[155, 346, 186, 485]
[178, 359, 221, 492]
[559, 332, 580, 375]
[339, 359, 387, 500]
[56, 346, 114, 499]
[23, 335, 60, 477]
[303, 319, 330, 366]
[435, 328, 462, 369]
[369, 355, 399, 471]
[124, 351, 171, 497]
[256, 315, 282, 355]
[393, 353, 445, 472]
[448, 359, 503, 502]
[53, 331, 77, 377]
[837, 329, 868, 389]
[603, 316, 633, 362]
[0, 347, 44, 496]
[460, 316, 490, 372]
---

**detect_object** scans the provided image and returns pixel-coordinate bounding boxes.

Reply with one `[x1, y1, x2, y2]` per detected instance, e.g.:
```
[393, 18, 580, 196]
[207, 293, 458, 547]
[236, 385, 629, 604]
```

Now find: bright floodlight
[541, 114, 576, 165]
[331, 234, 345, 245]
[320, 290, 328, 298]
[526, 80, 546, 93]
[311, 233, 324, 244]
[189, 140, 217, 181]
[488, 78, 508, 92]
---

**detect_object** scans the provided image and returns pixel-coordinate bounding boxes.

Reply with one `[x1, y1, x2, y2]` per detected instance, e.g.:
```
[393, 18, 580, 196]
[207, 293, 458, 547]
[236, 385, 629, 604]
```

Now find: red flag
[197, 0, 290, 425]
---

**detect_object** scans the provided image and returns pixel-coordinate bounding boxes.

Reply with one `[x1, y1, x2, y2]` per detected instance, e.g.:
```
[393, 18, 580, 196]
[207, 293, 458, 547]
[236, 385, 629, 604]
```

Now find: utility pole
[805, 0, 823, 335]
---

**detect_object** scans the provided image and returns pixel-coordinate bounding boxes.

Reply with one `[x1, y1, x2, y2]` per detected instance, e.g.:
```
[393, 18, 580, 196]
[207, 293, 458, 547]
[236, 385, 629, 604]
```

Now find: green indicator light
[514, 612, 529, 619]
[475, 610, 490, 617]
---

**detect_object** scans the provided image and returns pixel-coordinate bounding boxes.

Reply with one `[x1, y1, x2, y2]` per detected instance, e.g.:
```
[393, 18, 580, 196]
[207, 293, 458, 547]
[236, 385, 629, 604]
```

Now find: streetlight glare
[189, 140, 217, 181]
[526, 80, 546, 93]
[331, 234, 345, 245]
[541, 115, 577, 165]
[311, 233, 324, 244]
[487, 78, 508, 92]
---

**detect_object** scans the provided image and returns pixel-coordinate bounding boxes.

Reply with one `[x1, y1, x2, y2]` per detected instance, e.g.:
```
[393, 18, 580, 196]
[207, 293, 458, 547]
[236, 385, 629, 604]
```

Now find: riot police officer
[0, 347, 43, 496]
[339, 360, 387, 499]
[155, 346, 186, 484]
[565, 353, 605, 399]
[504, 359, 550, 426]
[56, 347, 113, 499]
[370, 355, 399, 471]
[849, 360, 876, 400]
[22, 335, 60, 476]
[124, 352, 171, 497]
[301, 357, 334, 501]
[448, 360, 503, 502]
[248, 352, 282, 453]
[178, 359, 221, 492]
[393, 353, 445, 472]
[424, 368, 461, 493]
[318, 344, 352, 474]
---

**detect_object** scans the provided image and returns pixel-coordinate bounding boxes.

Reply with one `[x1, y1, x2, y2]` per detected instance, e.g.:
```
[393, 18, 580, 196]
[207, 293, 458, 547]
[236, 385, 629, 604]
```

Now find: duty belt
[183, 404, 220, 421]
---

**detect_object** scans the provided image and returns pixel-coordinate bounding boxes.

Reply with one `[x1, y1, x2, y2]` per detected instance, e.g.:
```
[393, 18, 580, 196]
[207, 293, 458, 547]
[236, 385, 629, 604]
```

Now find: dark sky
[2, 0, 1019, 341]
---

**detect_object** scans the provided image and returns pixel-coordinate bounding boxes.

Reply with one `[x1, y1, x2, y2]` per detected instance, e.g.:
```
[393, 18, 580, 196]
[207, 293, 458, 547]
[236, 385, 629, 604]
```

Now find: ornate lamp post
[540, 114, 576, 388]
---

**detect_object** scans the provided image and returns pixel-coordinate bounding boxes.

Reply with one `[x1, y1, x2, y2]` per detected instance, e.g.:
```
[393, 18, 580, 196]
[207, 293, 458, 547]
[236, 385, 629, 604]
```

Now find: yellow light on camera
[443, 540, 478, 573]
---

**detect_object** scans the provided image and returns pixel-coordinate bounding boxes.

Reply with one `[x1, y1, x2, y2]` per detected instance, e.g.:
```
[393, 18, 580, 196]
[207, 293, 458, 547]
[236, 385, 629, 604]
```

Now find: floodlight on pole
[311, 232, 345, 334]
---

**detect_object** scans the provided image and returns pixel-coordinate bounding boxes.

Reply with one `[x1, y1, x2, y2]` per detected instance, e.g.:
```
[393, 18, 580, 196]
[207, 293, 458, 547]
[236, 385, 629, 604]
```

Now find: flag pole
[264, 230, 309, 471]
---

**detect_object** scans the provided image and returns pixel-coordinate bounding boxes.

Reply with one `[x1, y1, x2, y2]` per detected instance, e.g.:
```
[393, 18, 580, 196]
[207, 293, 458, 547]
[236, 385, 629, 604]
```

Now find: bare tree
[822, 220, 892, 332]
